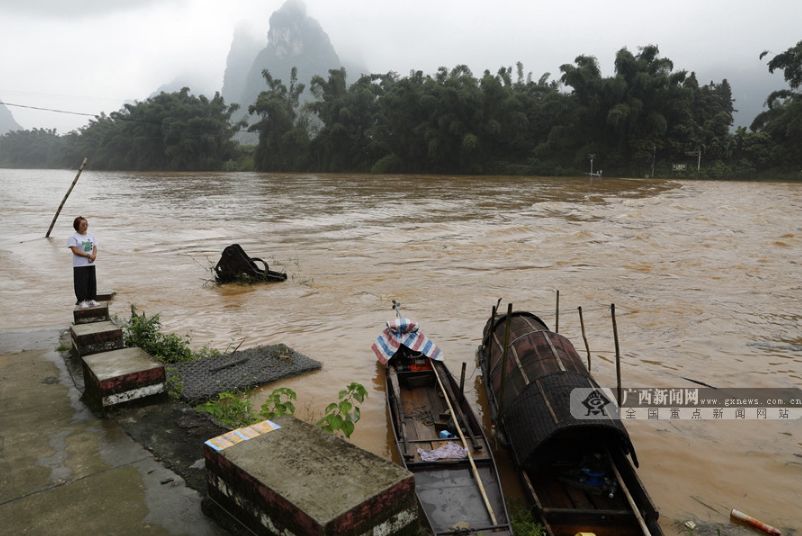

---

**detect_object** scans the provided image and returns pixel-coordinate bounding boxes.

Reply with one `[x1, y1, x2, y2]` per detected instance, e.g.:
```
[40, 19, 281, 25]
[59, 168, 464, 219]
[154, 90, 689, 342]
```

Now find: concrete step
[96, 289, 116, 302]
[73, 301, 110, 324]
[82, 347, 166, 410]
[70, 321, 123, 356]
[203, 416, 418, 535]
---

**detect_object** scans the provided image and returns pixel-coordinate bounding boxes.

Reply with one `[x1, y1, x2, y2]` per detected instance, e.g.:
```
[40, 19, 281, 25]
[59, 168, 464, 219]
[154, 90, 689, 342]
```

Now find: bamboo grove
[2, 42, 801, 178]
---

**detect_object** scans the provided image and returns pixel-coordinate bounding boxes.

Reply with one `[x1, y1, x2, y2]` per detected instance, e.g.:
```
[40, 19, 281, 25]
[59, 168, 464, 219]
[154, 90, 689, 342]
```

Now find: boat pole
[607, 450, 652, 536]
[45, 157, 88, 238]
[555, 290, 560, 333]
[498, 303, 513, 416]
[578, 306, 591, 371]
[612, 303, 622, 404]
[459, 362, 467, 397]
[431, 361, 497, 525]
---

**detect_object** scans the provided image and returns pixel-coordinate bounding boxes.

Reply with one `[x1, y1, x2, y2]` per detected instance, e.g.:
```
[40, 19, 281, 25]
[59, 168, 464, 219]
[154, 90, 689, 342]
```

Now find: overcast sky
[1, 0, 799, 133]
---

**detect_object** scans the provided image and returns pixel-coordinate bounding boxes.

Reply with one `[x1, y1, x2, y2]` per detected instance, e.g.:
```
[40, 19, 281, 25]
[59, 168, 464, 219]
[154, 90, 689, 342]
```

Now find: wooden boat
[477, 310, 663, 536]
[374, 318, 511, 535]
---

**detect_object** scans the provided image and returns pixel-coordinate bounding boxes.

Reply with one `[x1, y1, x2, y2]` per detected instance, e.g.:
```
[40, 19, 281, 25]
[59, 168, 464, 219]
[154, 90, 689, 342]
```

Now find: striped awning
[371, 317, 443, 366]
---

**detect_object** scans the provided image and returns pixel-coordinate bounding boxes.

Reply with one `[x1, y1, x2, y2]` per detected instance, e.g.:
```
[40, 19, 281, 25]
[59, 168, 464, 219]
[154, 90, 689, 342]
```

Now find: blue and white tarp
[371, 317, 443, 366]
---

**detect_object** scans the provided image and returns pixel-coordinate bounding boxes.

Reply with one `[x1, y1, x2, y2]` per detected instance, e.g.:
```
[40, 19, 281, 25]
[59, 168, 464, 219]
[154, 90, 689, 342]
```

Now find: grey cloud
[0, 0, 177, 19]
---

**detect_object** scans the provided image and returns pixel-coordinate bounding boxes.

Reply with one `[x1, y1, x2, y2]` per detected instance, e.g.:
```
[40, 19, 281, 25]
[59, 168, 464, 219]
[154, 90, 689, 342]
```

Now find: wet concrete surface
[0, 326, 227, 535]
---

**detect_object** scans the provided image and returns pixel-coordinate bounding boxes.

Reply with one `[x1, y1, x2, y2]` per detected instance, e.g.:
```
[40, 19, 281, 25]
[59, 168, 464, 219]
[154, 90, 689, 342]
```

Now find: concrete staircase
[70, 290, 166, 411]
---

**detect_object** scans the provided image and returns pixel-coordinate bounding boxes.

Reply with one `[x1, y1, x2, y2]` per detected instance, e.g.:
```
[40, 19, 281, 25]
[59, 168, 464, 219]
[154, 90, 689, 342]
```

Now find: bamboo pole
[46, 157, 88, 238]
[459, 362, 467, 397]
[431, 361, 497, 525]
[555, 289, 560, 333]
[578, 306, 591, 371]
[612, 303, 622, 404]
[498, 303, 513, 416]
[608, 451, 652, 536]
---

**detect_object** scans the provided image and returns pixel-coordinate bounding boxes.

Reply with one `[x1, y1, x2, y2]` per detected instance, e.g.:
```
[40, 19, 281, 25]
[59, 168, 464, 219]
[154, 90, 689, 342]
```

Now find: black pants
[73, 266, 97, 304]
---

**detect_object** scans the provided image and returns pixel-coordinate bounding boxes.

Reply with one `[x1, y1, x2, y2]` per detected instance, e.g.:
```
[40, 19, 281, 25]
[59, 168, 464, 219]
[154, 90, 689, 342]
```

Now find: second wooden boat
[478, 309, 663, 536]
[373, 316, 511, 535]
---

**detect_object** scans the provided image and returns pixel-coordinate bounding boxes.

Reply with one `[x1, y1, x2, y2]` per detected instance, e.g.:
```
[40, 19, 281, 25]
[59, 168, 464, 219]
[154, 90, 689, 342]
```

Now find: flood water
[1, 169, 800, 533]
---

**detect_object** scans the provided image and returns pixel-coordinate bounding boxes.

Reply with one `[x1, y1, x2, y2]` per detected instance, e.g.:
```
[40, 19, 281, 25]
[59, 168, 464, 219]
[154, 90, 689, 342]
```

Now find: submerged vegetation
[120, 306, 367, 436]
[2, 41, 801, 178]
[197, 385, 367, 438]
[122, 305, 221, 364]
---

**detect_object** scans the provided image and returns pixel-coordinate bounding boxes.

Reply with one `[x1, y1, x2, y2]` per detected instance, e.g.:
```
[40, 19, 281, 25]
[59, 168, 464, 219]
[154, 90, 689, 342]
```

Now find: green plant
[317, 383, 367, 438]
[509, 501, 545, 536]
[259, 387, 297, 420]
[164, 366, 183, 399]
[123, 306, 194, 364]
[196, 391, 256, 428]
[194, 345, 222, 360]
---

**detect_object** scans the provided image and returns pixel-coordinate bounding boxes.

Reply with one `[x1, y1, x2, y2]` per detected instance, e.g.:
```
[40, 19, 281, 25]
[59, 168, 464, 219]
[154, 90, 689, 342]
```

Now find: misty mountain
[0, 102, 22, 135]
[224, 0, 367, 144]
[240, 0, 341, 109]
[221, 24, 264, 106]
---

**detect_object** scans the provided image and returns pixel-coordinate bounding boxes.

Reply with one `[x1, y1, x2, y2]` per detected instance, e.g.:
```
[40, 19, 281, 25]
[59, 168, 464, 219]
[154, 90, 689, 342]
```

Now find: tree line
[2, 41, 800, 178]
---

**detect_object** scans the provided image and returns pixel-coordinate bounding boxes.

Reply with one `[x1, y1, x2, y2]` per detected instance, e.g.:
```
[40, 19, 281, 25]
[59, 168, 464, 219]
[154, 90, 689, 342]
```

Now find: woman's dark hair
[73, 216, 87, 231]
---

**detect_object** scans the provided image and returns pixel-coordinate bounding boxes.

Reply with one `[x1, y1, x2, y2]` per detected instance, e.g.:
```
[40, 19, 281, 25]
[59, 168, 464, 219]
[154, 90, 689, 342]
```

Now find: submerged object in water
[214, 243, 287, 283]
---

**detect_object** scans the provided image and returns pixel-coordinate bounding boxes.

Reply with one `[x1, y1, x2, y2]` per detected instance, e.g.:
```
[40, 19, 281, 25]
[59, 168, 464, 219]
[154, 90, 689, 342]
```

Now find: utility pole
[685, 146, 702, 174]
[588, 153, 595, 176]
[696, 146, 702, 173]
[651, 144, 656, 178]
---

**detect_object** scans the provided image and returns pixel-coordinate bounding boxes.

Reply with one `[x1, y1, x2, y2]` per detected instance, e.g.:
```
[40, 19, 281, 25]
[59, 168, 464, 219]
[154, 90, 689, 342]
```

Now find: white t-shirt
[67, 232, 97, 268]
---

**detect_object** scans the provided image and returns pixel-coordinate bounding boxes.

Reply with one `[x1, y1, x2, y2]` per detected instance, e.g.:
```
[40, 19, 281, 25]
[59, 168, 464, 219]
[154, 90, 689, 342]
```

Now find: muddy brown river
[1, 170, 800, 533]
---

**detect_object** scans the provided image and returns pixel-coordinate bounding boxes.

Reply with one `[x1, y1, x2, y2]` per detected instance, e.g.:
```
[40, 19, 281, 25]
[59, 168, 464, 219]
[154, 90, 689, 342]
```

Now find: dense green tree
[249, 67, 309, 171]
[3, 43, 801, 177]
[752, 41, 802, 170]
[307, 69, 386, 171]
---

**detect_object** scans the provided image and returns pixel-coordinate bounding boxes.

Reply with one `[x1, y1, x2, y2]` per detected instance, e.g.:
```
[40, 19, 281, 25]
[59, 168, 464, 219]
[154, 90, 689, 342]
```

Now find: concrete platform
[70, 320, 123, 356]
[73, 301, 110, 324]
[203, 416, 419, 536]
[82, 347, 165, 409]
[96, 289, 116, 301]
[0, 326, 226, 536]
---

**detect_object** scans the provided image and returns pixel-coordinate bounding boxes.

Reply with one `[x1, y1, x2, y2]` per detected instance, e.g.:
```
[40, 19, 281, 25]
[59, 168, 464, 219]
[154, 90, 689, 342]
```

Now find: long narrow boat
[372, 317, 512, 535]
[477, 309, 663, 536]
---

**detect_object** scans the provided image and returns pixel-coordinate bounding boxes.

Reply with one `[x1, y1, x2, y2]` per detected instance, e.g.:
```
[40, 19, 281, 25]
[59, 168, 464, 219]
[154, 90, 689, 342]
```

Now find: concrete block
[82, 347, 166, 409]
[96, 289, 116, 302]
[204, 416, 419, 536]
[70, 321, 123, 356]
[73, 302, 110, 324]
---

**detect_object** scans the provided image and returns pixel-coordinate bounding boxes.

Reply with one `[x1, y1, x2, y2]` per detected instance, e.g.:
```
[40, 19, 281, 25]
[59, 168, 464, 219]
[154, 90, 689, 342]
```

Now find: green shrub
[317, 383, 367, 438]
[509, 501, 545, 536]
[121, 305, 199, 363]
[196, 391, 256, 428]
[259, 387, 297, 420]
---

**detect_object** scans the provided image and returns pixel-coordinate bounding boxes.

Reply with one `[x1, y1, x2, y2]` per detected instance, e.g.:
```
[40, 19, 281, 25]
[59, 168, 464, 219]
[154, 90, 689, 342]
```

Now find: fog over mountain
[0, 103, 22, 135]
[1, 0, 799, 133]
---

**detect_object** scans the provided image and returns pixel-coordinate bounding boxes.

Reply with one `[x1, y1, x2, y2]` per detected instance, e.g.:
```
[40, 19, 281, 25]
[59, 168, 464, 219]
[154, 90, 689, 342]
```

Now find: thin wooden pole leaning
[611, 303, 622, 404]
[578, 306, 591, 371]
[430, 361, 497, 526]
[555, 289, 560, 333]
[46, 157, 88, 238]
[498, 303, 513, 416]
[459, 361, 467, 397]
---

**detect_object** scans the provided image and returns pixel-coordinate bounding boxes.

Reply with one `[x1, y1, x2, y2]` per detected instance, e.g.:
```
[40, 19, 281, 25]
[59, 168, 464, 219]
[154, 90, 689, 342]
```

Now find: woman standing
[67, 216, 99, 308]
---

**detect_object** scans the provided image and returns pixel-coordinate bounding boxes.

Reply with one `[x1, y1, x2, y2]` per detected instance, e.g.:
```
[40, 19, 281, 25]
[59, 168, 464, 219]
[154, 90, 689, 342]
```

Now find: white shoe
[78, 301, 90, 309]
[88, 300, 100, 307]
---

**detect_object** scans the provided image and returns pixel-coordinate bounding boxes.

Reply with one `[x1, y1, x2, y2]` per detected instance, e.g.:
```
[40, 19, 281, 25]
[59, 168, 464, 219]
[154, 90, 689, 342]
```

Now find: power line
[0, 100, 97, 117]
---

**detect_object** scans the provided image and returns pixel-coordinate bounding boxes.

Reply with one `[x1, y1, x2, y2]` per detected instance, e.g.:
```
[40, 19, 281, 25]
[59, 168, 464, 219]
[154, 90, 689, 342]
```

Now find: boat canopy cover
[482, 311, 637, 469]
[371, 317, 443, 366]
